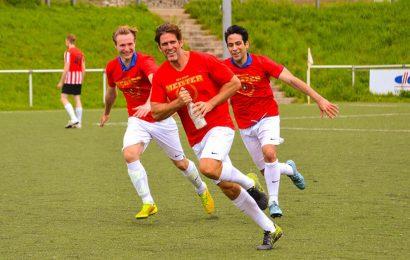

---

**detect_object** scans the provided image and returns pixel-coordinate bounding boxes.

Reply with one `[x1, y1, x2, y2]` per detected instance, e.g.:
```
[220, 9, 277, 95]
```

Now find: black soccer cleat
[247, 186, 268, 210]
[257, 224, 283, 250]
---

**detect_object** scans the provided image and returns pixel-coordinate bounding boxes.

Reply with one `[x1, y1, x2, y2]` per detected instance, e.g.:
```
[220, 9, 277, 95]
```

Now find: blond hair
[112, 25, 138, 45]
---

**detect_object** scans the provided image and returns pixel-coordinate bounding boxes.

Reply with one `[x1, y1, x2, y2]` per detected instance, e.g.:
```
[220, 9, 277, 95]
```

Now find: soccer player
[57, 34, 85, 129]
[99, 25, 214, 219]
[223, 25, 339, 218]
[151, 23, 281, 250]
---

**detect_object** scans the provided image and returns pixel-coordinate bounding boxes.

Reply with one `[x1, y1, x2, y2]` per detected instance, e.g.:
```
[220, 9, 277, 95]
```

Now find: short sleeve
[105, 62, 116, 88]
[205, 54, 235, 87]
[140, 54, 158, 78]
[150, 72, 168, 103]
[260, 55, 284, 79]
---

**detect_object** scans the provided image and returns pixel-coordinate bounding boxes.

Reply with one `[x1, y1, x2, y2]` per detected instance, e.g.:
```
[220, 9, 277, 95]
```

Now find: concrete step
[275, 97, 296, 104]
[271, 84, 295, 104]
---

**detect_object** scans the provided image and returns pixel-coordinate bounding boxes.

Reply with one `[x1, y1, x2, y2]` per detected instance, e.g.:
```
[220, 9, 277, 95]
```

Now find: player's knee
[218, 181, 241, 200]
[199, 159, 220, 180]
[60, 96, 67, 104]
[172, 158, 188, 171]
[123, 149, 140, 163]
[263, 147, 277, 163]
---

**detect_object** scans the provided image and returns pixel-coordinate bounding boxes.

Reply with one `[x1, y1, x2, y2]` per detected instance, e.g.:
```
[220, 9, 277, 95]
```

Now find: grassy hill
[186, 0, 410, 102]
[0, 1, 409, 110]
[0, 3, 164, 110]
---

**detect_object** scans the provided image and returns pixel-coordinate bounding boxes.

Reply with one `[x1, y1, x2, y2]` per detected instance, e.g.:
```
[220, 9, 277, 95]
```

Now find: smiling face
[115, 33, 135, 61]
[158, 32, 183, 62]
[226, 33, 249, 66]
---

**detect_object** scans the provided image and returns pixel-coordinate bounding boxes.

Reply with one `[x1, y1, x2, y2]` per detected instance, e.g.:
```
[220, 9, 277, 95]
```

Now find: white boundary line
[282, 127, 410, 133]
[281, 113, 410, 120]
[95, 122, 410, 133]
[95, 122, 127, 126]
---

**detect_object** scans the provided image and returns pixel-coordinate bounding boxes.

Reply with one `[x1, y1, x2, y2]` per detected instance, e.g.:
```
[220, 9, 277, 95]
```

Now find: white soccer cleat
[65, 120, 79, 129]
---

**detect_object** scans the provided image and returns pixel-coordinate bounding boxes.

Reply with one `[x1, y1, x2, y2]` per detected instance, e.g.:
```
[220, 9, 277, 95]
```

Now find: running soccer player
[57, 34, 85, 129]
[151, 23, 281, 250]
[223, 25, 339, 218]
[100, 25, 214, 219]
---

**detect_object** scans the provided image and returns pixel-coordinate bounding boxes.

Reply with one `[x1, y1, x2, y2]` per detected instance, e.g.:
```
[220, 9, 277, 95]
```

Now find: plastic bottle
[187, 102, 207, 129]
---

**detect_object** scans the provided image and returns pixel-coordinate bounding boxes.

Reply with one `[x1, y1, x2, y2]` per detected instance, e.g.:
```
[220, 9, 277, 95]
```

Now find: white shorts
[123, 117, 185, 161]
[192, 126, 234, 164]
[239, 116, 284, 170]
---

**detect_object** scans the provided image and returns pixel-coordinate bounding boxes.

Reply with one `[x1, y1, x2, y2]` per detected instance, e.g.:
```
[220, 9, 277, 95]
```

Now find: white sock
[75, 107, 82, 124]
[182, 160, 206, 195]
[64, 103, 78, 122]
[264, 160, 281, 206]
[233, 187, 275, 232]
[127, 160, 154, 204]
[279, 162, 293, 176]
[219, 162, 254, 190]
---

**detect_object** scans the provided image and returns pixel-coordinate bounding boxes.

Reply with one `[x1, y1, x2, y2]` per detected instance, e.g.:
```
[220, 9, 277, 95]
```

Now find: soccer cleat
[199, 188, 215, 214]
[73, 123, 82, 129]
[135, 203, 158, 219]
[65, 120, 79, 129]
[247, 172, 264, 192]
[256, 224, 283, 250]
[286, 160, 305, 190]
[269, 201, 283, 218]
[246, 173, 268, 210]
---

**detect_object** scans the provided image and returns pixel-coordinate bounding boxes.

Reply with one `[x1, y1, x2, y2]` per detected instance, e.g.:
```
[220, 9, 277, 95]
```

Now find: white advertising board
[369, 69, 410, 95]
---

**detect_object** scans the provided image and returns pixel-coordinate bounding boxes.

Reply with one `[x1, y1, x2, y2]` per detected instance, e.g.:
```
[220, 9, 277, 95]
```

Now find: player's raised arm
[279, 68, 339, 118]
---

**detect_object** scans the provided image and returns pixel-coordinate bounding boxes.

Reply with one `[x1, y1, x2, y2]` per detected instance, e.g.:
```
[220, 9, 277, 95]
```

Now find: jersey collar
[231, 53, 252, 68]
[118, 52, 138, 71]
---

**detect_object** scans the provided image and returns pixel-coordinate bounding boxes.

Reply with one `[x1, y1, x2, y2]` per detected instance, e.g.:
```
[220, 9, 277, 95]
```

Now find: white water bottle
[187, 102, 207, 129]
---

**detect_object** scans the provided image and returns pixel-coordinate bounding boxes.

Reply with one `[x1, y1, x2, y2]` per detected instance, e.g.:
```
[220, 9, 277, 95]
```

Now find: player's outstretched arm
[100, 87, 117, 127]
[279, 68, 339, 118]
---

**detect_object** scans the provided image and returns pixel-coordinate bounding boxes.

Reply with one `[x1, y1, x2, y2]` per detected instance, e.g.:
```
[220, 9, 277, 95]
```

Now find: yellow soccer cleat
[199, 188, 215, 214]
[135, 203, 158, 219]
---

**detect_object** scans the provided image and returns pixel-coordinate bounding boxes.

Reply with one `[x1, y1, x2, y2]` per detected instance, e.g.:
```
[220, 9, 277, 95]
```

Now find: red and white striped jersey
[64, 47, 85, 85]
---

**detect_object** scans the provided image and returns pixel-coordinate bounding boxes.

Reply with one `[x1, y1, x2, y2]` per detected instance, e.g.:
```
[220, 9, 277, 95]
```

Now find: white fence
[306, 48, 409, 104]
[0, 68, 106, 107]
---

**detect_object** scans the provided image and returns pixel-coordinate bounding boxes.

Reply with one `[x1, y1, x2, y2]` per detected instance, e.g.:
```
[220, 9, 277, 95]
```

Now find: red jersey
[64, 47, 84, 85]
[223, 54, 284, 129]
[151, 51, 235, 146]
[106, 52, 157, 121]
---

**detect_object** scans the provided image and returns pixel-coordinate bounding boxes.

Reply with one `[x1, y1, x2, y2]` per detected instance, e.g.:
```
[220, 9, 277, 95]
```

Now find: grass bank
[186, 0, 410, 102]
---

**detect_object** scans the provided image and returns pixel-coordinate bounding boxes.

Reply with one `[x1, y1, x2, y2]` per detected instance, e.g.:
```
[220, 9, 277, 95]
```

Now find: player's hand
[193, 101, 214, 117]
[132, 102, 151, 118]
[99, 114, 110, 127]
[178, 87, 193, 105]
[317, 98, 339, 119]
[57, 82, 63, 89]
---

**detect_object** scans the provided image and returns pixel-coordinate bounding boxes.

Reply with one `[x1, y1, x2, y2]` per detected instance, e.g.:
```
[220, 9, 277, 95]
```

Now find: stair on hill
[149, 8, 224, 59]
[272, 85, 296, 104]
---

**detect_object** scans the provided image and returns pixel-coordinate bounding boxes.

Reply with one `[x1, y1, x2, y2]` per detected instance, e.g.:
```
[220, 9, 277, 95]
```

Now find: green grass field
[1, 103, 409, 258]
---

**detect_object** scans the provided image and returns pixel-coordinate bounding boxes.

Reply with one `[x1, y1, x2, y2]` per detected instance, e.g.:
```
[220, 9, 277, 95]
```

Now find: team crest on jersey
[166, 75, 202, 101]
[116, 76, 142, 90]
[237, 74, 260, 97]
[116, 76, 147, 97]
